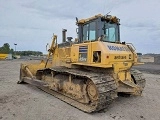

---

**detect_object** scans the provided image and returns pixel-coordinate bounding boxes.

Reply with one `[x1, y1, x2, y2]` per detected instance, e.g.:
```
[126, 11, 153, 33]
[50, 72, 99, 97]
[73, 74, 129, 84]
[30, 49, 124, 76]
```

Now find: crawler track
[48, 68, 117, 112]
[130, 69, 146, 92]
[21, 67, 117, 112]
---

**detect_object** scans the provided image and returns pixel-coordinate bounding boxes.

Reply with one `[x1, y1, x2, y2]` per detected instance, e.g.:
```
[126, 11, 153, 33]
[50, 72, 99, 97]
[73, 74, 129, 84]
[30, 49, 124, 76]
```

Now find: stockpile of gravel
[142, 54, 160, 65]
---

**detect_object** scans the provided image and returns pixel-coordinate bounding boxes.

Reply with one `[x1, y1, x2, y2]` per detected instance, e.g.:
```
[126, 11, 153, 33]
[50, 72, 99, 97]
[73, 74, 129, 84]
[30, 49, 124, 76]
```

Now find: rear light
[106, 56, 109, 59]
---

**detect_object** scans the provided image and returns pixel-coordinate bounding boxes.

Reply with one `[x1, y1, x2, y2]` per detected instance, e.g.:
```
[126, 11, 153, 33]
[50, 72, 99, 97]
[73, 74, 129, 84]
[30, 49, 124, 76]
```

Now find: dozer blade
[22, 77, 47, 87]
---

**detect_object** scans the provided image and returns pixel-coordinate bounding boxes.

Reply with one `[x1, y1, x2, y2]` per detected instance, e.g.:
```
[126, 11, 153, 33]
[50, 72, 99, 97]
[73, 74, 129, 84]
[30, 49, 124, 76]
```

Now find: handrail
[126, 43, 136, 51]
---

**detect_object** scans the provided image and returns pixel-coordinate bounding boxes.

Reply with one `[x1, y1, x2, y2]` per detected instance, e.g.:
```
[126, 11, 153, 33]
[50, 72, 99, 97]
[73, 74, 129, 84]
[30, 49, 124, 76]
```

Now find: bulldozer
[18, 14, 146, 113]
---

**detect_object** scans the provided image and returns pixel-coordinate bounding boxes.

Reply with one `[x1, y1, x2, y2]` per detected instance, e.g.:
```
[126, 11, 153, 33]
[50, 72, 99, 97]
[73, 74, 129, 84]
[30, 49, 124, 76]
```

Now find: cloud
[0, 0, 160, 54]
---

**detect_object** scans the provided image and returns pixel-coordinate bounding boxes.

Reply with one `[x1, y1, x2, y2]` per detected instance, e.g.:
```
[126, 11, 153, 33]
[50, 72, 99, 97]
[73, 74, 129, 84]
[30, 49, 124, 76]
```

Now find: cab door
[81, 20, 97, 64]
[71, 20, 98, 64]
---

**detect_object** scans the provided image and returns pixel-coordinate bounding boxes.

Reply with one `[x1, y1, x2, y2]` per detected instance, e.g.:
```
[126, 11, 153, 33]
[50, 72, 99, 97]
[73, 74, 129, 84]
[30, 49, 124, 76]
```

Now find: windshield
[102, 22, 119, 42]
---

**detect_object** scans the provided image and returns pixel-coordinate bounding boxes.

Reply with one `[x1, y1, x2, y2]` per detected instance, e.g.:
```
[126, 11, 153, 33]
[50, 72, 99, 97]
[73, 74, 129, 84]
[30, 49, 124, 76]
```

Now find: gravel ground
[133, 64, 160, 74]
[0, 60, 160, 120]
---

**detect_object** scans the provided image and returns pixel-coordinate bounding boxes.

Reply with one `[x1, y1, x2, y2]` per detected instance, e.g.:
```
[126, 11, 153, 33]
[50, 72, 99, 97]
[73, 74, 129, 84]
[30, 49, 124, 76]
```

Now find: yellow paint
[49, 37, 139, 93]
[21, 60, 52, 76]
[0, 54, 9, 59]
[21, 34, 139, 92]
[78, 14, 102, 24]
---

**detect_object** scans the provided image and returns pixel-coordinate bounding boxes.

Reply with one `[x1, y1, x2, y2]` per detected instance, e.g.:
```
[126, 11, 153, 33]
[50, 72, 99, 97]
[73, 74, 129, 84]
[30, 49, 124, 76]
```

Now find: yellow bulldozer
[18, 14, 146, 112]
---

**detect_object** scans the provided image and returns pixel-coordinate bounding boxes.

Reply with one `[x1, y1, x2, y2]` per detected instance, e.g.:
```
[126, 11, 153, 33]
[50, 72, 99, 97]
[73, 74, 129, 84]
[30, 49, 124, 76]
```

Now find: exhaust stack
[62, 29, 67, 42]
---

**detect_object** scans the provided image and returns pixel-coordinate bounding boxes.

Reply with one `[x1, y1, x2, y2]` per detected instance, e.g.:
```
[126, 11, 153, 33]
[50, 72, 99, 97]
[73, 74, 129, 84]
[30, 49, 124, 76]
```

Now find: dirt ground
[0, 60, 160, 120]
[133, 64, 160, 74]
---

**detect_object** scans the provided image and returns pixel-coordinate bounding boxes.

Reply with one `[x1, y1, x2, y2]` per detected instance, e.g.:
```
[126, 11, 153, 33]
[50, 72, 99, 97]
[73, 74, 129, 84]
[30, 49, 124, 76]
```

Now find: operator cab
[77, 14, 120, 43]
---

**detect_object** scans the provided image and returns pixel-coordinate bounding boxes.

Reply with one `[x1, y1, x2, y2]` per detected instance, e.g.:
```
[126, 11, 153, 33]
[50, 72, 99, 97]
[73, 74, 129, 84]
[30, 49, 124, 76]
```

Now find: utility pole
[14, 43, 17, 56]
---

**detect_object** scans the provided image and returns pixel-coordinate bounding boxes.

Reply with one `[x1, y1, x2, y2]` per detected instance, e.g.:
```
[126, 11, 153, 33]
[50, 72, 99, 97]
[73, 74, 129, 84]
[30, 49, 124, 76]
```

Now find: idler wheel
[87, 80, 98, 101]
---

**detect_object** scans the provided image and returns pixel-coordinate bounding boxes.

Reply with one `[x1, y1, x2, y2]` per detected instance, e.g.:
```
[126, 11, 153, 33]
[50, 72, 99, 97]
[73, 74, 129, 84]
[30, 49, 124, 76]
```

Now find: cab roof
[77, 14, 120, 24]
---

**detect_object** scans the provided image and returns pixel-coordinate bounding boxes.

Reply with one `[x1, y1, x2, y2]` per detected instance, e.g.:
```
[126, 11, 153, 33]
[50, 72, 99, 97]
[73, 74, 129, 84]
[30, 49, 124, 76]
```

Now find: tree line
[0, 43, 14, 54]
[0, 43, 43, 56]
[16, 51, 43, 56]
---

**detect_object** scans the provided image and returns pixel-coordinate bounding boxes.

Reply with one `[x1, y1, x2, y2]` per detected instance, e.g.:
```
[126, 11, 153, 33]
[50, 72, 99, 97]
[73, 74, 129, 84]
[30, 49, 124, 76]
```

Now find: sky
[0, 0, 160, 54]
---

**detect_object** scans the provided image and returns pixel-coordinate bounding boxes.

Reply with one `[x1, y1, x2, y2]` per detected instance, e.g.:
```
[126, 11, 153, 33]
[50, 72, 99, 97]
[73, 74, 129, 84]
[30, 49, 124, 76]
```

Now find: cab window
[102, 22, 119, 42]
[83, 21, 96, 41]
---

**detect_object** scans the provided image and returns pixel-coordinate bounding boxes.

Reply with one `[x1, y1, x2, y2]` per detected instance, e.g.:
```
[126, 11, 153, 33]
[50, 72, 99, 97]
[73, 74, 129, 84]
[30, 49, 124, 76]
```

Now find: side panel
[53, 41, 137, 70]
[71, 42, 92, 64]
[52, 46, 72, 67]
[102, 42, 134, 63]
[71, 41, 135, 68]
